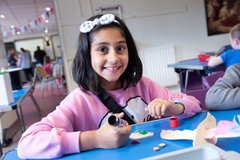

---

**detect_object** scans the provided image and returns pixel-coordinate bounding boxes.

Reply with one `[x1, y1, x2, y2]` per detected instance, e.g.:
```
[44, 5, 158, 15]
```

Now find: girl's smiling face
[90, 27, 129, 90]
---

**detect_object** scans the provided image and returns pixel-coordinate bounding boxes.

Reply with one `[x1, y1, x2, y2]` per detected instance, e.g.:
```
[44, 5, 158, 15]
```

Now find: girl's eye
[98, 47, 108, 54]
[116, 46, 126, 53]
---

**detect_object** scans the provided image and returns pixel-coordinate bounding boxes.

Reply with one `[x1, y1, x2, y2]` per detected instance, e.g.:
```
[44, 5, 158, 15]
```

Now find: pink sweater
[17, 76, 202, 159]
[44, 63, 52, 75]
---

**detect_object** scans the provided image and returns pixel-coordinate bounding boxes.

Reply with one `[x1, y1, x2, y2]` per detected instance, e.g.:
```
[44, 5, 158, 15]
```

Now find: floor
[2, 82, 67, 155]
[1, 83, 180, 156]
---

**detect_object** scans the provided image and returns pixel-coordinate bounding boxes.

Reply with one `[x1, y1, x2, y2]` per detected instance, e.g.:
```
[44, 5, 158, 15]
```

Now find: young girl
[43, 55, 52, 75]
[17, 14, 202, 159]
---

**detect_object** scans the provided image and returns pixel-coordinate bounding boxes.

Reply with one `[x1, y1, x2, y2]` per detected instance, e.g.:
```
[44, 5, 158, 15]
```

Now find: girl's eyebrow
[93, 42, 109, 45]
[93, 40, 127, 46]
[118, 40, 127, 44]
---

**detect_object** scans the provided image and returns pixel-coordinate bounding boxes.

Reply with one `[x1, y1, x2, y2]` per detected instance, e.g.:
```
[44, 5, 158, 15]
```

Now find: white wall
[3, 32, 60, 62]
[15, 38, 44, 62]
[52, 35, 62, 57]
[0, 28, 7, 68]
[54, 0, 230, 91]
[15, 36, 59, 61]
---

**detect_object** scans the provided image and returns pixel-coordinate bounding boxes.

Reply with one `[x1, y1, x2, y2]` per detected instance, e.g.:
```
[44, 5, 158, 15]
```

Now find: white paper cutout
[160, 129, 196, 140]
[161, 112, 218, 147]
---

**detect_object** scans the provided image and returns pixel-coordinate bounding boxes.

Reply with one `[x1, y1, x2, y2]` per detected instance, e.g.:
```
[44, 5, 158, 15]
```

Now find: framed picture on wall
[95, 5, 122, 19]
[204, 0, 240, 36]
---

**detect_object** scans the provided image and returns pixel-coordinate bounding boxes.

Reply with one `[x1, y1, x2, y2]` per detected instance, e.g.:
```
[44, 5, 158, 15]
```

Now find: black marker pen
[108, 115, 123, 126]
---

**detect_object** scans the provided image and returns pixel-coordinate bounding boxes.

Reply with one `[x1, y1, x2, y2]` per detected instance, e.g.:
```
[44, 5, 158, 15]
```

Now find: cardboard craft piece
[130, 130, 154, 140]
[193, 112, 217, 146]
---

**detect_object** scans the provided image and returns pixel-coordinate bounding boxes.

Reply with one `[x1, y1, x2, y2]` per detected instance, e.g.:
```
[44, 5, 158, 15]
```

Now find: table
[0, 87, 41, 156]
[168, 58, 225, 91]
[2, 109, 240, 160]
[1, 86, 41, 131]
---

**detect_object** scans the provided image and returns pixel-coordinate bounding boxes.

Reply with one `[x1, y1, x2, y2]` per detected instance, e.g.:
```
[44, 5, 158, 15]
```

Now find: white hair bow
[79, 14, 117, 33]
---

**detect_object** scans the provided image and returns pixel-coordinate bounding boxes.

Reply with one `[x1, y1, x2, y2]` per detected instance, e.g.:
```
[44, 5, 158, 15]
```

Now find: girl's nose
[108, 51, 119, 63]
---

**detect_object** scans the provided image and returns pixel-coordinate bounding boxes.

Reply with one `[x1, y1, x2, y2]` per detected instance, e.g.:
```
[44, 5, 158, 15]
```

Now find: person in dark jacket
[34, 46, 47, 65]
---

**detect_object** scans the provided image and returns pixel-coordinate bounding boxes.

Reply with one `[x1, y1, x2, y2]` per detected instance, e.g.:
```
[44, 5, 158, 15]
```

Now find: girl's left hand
[145, 98, 184, 119]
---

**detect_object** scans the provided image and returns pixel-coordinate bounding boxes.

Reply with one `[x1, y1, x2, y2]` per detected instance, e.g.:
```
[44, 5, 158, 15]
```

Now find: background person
[7, 48, 18, 68]
[43, 55, 52, 75]
[18, 48, 33, 84]
[208, 23, 240, 68]
[206, 63, 240, 110]
[34, 46, 47, 65]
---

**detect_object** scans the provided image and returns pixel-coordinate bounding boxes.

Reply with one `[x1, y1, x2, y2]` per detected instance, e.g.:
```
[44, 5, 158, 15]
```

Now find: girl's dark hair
[72, 14, 142, 94]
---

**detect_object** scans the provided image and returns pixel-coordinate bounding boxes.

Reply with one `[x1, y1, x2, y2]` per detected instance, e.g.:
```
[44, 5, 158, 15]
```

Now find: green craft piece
[139, 130, 148, 135]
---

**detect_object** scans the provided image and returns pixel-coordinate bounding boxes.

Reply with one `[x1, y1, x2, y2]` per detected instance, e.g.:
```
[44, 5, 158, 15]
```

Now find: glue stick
[108, 115, 123, 126]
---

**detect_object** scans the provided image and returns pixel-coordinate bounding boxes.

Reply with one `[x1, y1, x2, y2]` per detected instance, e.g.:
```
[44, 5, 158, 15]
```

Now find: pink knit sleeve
[17, 97, 81, 159]
[17, 122, 80, 159]
[143, 77, 202, 119]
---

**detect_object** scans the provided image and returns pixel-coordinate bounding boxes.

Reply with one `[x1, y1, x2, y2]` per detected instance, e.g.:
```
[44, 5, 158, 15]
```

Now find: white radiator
[139, 46, 178, 87]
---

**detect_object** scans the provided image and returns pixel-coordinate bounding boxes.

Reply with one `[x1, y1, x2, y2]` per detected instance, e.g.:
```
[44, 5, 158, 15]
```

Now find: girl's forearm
[79, 130, 98, 151]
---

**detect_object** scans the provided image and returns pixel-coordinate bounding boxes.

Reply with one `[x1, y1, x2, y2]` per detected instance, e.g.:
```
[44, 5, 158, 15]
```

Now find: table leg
[16, 106, 26, 132]
[0, 143, 2, 157]
[184, 70, 189, 92]
[29, 95, 42, 115]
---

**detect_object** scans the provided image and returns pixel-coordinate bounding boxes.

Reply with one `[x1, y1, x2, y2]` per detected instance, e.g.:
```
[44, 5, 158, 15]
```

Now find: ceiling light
[45, 19, 49, 23]
[46, 7, 51, 11]
[10, 25, 15, 29]
[0, 14, 5, 19]
[44, 28, 48, 33]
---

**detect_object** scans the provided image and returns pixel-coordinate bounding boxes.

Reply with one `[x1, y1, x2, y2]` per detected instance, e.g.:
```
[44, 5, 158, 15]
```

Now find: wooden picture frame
[204, 0, 240, 36]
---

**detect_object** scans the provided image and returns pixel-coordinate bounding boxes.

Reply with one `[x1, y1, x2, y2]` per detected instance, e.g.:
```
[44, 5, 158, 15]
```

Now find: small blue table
[0, 87, 41, 157]
[168, 58, 225, 91]
[2, 109, 240, 160]
[168, 58, 225, 72]
[0, 87, 41, 131]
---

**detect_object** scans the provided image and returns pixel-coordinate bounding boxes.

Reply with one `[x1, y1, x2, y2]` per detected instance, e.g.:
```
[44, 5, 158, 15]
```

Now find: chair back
[179, 71, 203, 91]
[36, 66, 49, 79]
[184, 71, 225, 110]
[32, 68, 38, 87]
[202, 71, 225, 89]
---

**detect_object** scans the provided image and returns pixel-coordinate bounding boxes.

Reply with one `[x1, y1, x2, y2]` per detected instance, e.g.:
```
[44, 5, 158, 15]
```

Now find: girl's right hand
[96, 113, 132, 149]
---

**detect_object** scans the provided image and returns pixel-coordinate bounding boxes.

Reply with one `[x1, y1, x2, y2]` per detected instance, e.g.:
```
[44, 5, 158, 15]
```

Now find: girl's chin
[100, 77, 121, 88]
[104, 78, 120, 83]
[103, 74, 122, 81]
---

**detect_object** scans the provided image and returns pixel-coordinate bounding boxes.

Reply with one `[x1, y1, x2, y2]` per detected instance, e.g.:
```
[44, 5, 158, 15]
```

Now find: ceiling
[0, 0, 57, 39]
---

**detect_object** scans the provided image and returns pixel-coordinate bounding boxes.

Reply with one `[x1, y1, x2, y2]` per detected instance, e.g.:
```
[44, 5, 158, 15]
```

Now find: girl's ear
[236, 38, 240, 46]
